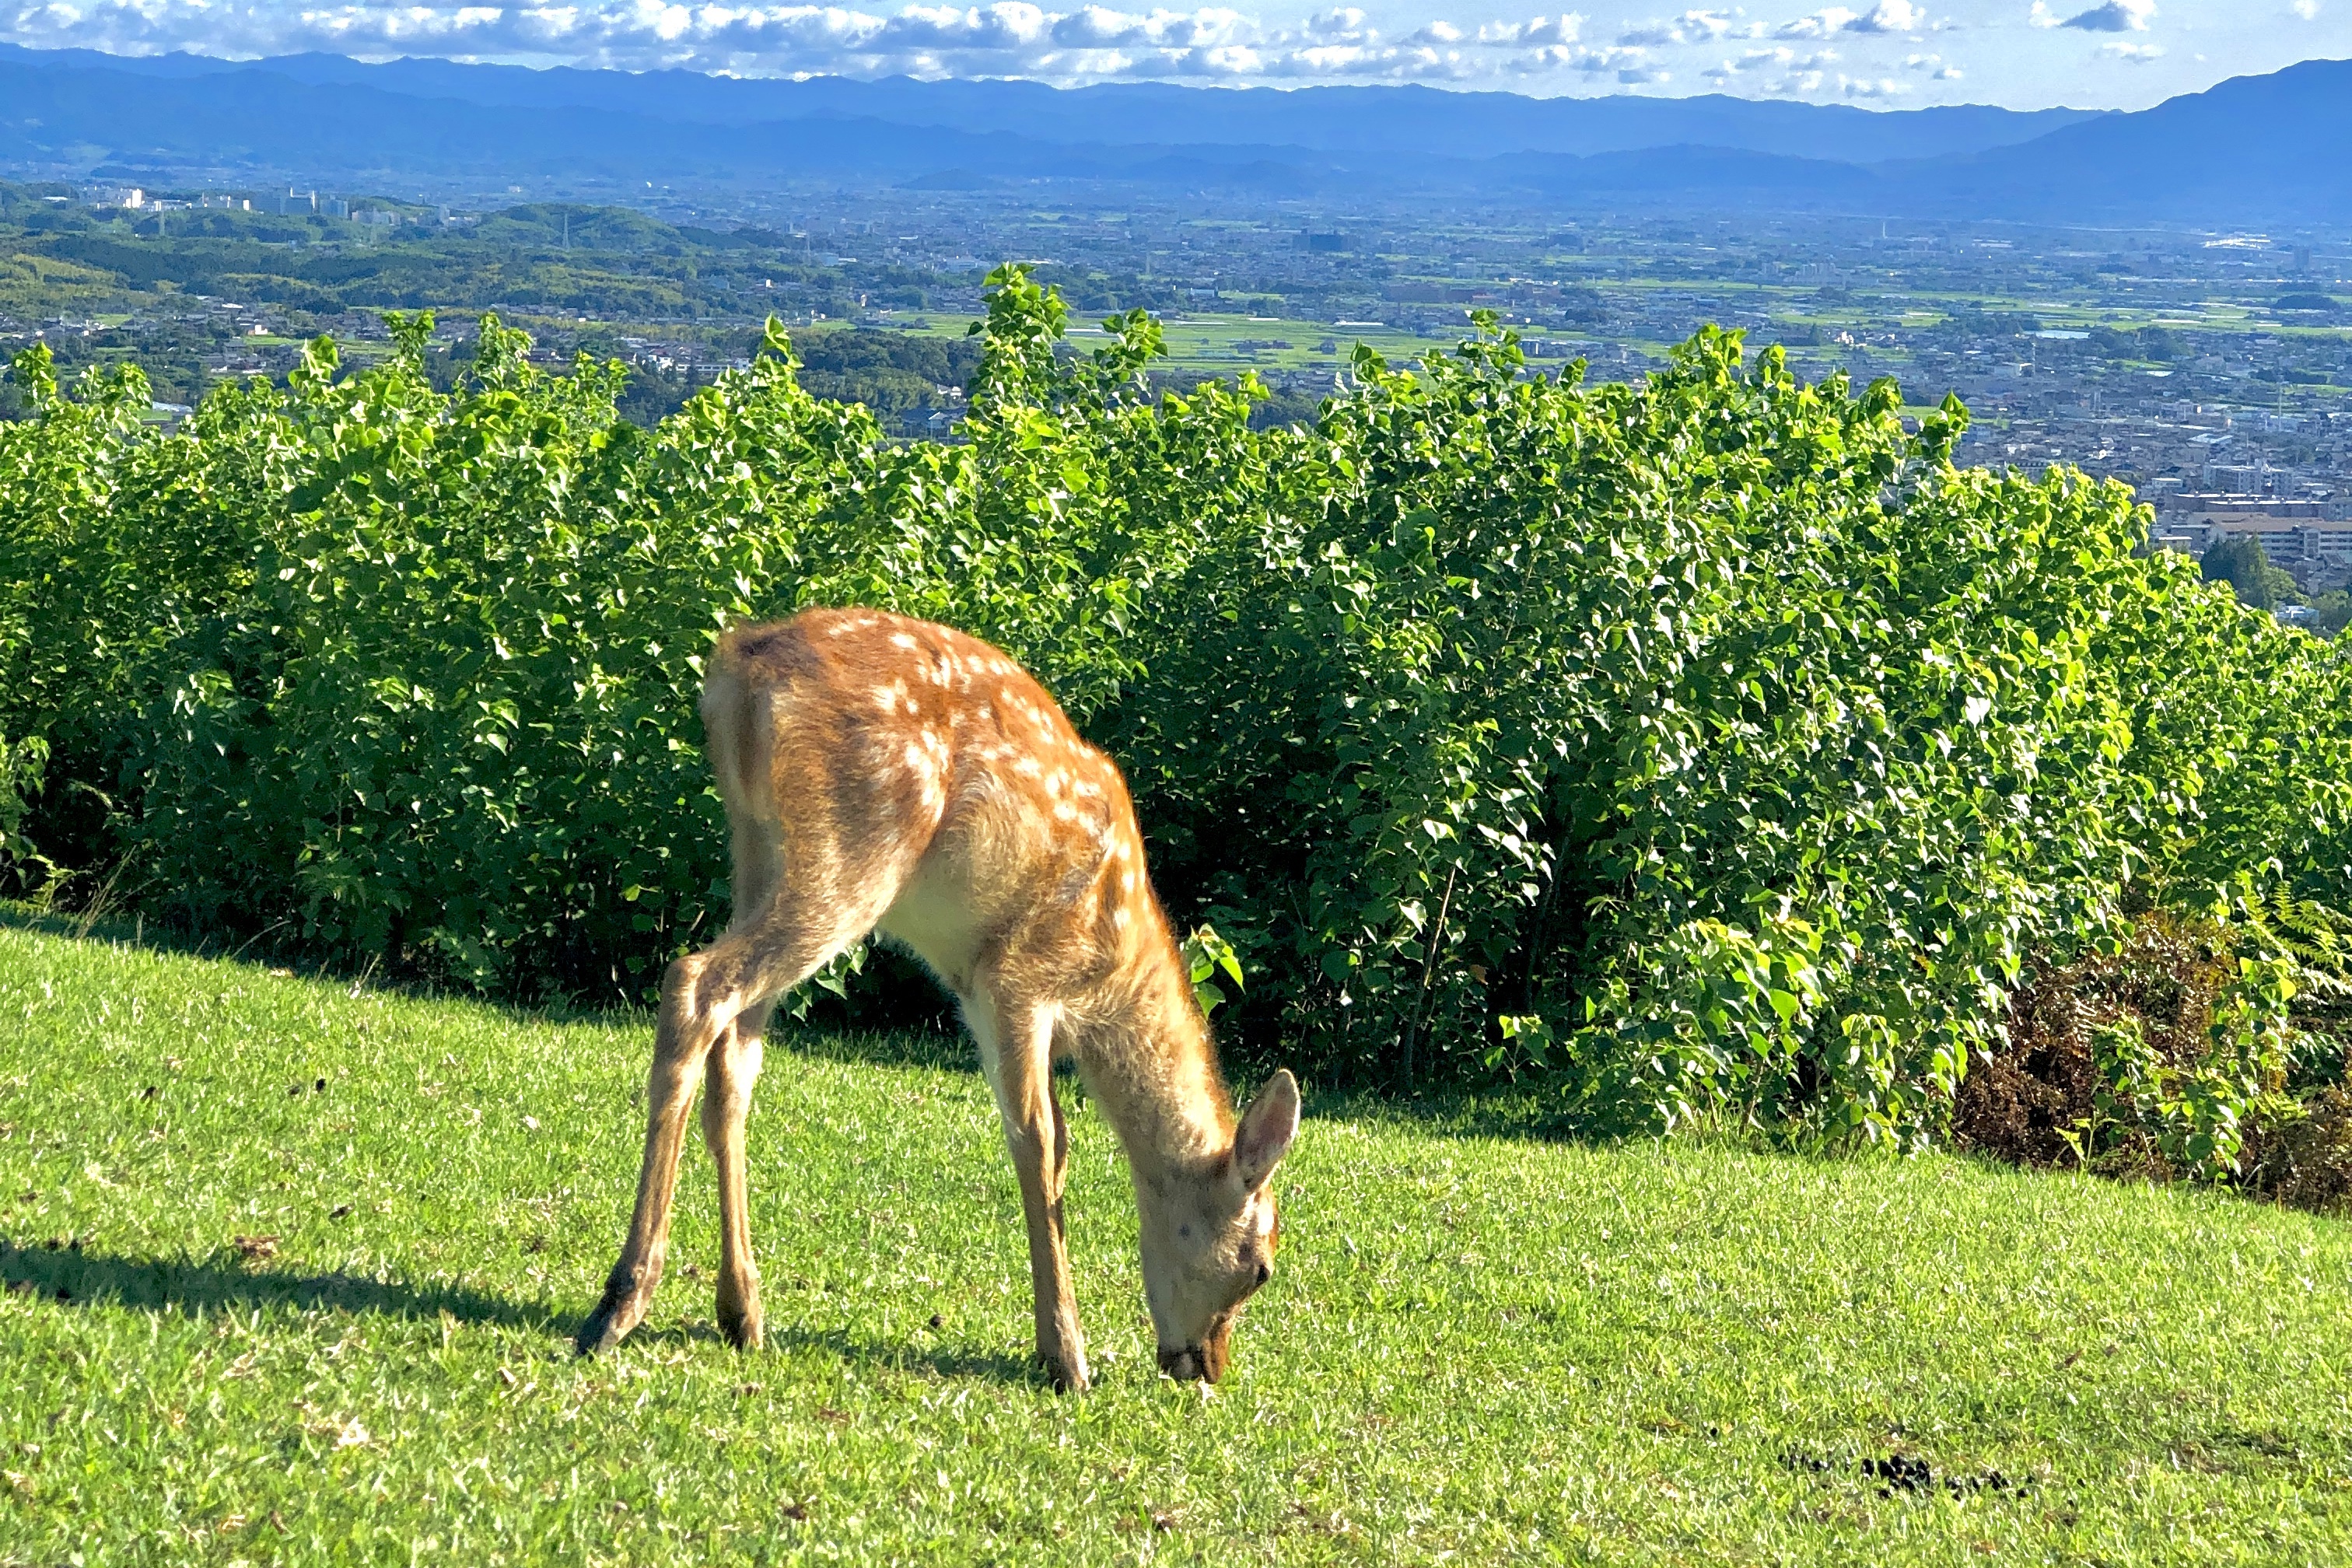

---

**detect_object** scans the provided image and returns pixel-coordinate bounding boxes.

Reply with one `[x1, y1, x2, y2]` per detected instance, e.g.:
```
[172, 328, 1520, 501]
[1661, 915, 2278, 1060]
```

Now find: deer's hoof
[717, 1302, 764, 1352]
[575, 1291, 642, 1356]
[1041, 1352, 1091, 1395]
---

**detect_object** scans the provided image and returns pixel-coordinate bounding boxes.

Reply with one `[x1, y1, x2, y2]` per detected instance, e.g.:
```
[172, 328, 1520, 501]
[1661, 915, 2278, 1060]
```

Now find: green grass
[4, 919, 2351, 1564]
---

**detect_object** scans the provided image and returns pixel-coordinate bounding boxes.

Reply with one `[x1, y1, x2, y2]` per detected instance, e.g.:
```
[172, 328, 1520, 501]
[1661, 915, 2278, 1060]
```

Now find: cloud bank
[0, 0, 1657, 80]
[0, 0, 1979, 82]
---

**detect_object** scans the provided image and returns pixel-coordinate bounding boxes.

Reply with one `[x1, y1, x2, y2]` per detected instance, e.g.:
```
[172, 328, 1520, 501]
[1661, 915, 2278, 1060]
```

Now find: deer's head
[1141, 1069, 1300, 1383]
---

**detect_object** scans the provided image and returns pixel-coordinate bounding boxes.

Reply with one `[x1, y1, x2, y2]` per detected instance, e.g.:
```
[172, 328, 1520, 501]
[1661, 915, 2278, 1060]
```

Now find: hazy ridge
[0, 43, 2345, 222]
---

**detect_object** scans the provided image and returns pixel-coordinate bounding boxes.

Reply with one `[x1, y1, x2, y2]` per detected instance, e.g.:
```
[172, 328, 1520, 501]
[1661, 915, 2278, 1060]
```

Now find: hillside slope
[2, 917, 2347, 1563]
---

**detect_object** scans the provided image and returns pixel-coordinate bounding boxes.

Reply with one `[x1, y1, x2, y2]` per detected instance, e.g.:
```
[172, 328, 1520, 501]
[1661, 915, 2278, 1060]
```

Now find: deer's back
[704, 608, 1176, 1014]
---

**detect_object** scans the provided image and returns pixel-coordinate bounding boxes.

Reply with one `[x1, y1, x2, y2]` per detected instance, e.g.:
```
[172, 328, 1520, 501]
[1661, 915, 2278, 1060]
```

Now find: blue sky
[0, 0, 2342, 108]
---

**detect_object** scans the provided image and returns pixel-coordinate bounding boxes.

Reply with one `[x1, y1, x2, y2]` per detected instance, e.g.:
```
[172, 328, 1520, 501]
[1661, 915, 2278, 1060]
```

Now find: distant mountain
[0, 44, 2345, 224]
[0, 46, 2101, 164]
[1919, 57, 2352, 224]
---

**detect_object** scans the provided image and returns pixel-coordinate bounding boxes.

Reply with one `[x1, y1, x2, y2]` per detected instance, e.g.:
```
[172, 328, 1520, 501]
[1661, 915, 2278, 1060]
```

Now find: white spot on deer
[891, 632, 917, 650]
[1013, 756, 1043, 779]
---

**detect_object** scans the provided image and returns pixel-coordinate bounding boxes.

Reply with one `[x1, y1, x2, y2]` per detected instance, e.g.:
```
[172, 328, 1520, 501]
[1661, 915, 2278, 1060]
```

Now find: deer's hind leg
[705, 992, 773, 1350]
[578, 827, 902, 1358]
[704, 821, 785, 1351]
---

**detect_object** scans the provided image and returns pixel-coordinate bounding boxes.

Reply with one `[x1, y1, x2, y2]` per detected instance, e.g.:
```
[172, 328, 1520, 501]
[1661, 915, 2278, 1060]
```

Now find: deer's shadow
[0, 1237, 555, 1330]
[2, 1240, 1049, 1387]
[628, 1318, 1043, 1386]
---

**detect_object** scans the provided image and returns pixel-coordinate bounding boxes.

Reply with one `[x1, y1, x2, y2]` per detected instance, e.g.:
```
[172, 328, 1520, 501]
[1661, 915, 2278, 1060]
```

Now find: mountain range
[0, 43, 2345, 225]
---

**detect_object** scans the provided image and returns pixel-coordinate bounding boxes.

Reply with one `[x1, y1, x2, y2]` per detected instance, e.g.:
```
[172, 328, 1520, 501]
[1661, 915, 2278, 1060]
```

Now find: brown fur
[576, 607, 1300, 1390]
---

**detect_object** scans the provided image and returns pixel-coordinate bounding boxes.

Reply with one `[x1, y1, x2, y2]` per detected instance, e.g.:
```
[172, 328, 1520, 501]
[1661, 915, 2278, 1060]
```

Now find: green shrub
[5, 268, 2350, 1150]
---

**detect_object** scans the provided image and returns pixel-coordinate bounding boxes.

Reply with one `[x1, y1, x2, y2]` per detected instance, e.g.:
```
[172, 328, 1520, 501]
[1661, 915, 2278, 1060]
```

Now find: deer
[576, 607, 1300, 1391]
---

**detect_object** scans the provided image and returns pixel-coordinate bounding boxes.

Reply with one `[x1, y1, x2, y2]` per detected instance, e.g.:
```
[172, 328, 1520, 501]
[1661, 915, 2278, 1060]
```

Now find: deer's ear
[1233, 1069, 1300, 1194]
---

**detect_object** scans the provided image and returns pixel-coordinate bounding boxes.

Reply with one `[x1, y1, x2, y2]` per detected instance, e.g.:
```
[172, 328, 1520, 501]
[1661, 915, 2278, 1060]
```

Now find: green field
[4, 917, 2351, 1564]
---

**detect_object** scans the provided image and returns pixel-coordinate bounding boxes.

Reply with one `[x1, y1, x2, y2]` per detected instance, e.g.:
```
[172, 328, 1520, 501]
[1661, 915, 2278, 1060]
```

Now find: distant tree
[2090, 325, 2179, 362]
[2202, 534, 2293, 613]
[2311, 590, 2352, 640]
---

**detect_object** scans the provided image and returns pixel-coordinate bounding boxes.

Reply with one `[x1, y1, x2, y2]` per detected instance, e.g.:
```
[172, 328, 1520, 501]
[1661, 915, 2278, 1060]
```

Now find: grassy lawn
[3, 918, 2350, 1564]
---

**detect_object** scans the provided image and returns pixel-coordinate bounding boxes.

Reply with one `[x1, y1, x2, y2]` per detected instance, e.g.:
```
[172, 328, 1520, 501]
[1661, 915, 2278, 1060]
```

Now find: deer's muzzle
[1158, 1314, 1234, 1383]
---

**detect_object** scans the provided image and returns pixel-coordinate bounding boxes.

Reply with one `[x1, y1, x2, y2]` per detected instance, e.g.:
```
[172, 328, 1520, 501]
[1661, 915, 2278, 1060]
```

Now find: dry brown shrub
[1955, 915, 2352, 1213]
[2243, 1089, 2352, 1217]
[1951, 915, 2232, 1170]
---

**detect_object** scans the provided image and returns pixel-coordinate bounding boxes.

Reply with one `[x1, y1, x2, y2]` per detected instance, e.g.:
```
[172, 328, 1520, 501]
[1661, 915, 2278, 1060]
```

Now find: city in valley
[5, 166, 2350, 633]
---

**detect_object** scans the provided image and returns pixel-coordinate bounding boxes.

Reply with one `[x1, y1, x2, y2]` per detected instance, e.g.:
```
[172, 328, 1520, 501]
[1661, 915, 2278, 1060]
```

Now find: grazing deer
[576, 607, 1299, 1391]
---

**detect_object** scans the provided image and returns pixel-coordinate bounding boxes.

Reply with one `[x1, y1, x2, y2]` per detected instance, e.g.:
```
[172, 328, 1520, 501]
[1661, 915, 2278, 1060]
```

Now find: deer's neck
[1078, 937, 1234, 1179]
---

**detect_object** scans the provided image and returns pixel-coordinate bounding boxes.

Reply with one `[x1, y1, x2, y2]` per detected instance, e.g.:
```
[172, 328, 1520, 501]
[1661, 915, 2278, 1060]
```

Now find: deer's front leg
[982, 998, 1090, 1393]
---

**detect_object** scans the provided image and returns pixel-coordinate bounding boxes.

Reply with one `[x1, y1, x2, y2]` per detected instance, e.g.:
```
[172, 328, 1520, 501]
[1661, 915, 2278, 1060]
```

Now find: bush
[5, 268, 2352, 1153]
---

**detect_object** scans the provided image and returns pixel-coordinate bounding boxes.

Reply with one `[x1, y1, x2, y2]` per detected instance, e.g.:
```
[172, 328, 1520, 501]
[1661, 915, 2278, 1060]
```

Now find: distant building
[2153, 494, 2352, 586]
[81, 186, 143, 209]
[1382, 283, 1474, 303]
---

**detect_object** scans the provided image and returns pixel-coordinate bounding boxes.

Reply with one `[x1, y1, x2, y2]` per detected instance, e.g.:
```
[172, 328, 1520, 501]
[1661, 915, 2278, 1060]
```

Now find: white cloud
[2291, 0, 2320, 17]
[1049, 7, 1244, 47]
[1617, 8, 1734, 45]
[1839, 71, 1909, 93]
[1842, 0, 1924, 30]
[1774, 3, 1927, 38]
[1776, 6, 1855, 36]
[1712, 44, 1836, 73]
[2050, 0, 2155, 30]
[2098, 37, 2162, 57]
[1302, 5, 1369, 40]
[1477, 13, 1583, 44]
